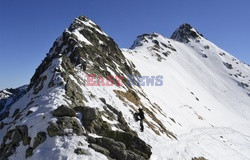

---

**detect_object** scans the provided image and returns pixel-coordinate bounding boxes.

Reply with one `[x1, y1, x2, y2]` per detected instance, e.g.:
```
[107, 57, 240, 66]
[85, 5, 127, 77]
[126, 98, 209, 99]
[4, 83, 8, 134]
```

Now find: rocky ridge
[0, 15, 250, 160]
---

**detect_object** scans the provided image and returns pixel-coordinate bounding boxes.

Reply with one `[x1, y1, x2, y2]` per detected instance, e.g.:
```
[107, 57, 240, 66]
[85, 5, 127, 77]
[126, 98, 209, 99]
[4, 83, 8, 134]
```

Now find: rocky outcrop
[171, 23, 203, 43]
[192, 157, 208, 160]
[47, 116, 85, 136]
[26, 132, 47, 158]
[52, 105, 77, 117]
[72, 103, 152, 159]
[88, 135, 151, 160]
[223, 62, 233, 69]
[0, 125, 31, 160]
[0, 15, 153, 159]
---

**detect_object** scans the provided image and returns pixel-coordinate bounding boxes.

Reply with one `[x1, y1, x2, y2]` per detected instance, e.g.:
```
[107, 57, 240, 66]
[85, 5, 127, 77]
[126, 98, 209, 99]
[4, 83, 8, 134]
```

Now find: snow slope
[122, 27, 250, 159]
[0, 17, 250, 160]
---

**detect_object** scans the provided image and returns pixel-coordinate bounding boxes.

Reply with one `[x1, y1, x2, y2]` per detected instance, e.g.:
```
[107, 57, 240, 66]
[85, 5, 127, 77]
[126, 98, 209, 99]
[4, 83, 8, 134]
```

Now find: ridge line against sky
[0, 0, 250, 89]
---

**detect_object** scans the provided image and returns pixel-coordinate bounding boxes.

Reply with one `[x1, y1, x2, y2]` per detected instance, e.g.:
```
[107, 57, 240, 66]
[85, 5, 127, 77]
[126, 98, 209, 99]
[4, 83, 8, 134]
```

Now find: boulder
[52, 105, 76, 117]
[74, 106, 98, 121]
[47, 116, 84, 136]
[100, 131, 151, 159]
[88, 136, 149, 160]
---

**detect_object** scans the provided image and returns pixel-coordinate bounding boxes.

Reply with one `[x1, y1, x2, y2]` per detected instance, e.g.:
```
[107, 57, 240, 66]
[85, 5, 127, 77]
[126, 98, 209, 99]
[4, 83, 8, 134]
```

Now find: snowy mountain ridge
[0, 16, 250, 160]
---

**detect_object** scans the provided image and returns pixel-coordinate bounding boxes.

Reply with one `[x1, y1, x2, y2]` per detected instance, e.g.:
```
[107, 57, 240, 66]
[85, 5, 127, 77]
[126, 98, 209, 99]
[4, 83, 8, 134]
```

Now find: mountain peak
[68, 16, 103, 33]
[130, 32, 162, 49]
[29, 15, 127, 90]
[171, 23, 203, 43]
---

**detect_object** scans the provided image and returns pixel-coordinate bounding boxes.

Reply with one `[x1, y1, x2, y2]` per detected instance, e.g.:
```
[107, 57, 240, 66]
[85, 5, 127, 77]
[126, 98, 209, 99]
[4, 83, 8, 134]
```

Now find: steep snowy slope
[122, 24, 250, 159]
[0, 16, 156, 160]
[0, 17, 250, 160]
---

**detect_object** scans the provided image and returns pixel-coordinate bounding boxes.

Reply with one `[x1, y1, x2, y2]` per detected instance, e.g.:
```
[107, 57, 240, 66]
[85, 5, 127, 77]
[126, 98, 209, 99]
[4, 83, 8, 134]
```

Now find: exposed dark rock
[26, 110, 33, 116]
[238, 82, 249, 88]
[74, 106, 107, 133]
[12, 108, 20, 118]
[99, 98, 106, 104]
[88, 136, 126, 150]
[89, 143, 110, 155]
[0, 111, 9, 121]
[48, 75, 56, 88]
[74, 106, 98, 121]
[192, 157, 208, 160]
[223, 62, 233, 69]
[17, 125, 30, 145]
[160, 42, 177, 52]
[58, 56, 86, 106]
[105, 104, 119, 116]
[219, 52, 226, 56]
[88, 135, 150, 160]
[23, 136, 31, 146]
[64, 72, 85, 106]
[103, 106, 116, 121]
[47, 116, 85, 136]
[72, 103, 151, 159]
[26, 147, 33, 158]
[104, 104, 135, 133]
[0, 125, 30, 160]
[131, 33, 176, 53]
[63, 16, 139, 82]
[25, 132, 47, 158]
[33, 132, 47, 149]
[52, 105, 77, 117]
[29, 53, 59, 91]
[13, 112, 22, 121]
[106, 131, 151, 159]
[33, 75, 47, 94]
[171, 23, 203, 43]
[162, 51, 171, 57]
[74, 148, 91, 155]
[202, 54, 208, 58]
[117, 111, 132, 132]
[204, 45, 209, 49]
[152, 40, 159, 46]
[170, 117, 176, 123]
[0, 122, 5, 130]
[27, 100, 34, 107]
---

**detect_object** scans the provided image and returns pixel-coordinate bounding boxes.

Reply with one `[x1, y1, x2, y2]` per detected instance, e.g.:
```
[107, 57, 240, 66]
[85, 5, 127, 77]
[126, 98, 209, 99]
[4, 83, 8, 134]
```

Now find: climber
[135, 107, 145, 132]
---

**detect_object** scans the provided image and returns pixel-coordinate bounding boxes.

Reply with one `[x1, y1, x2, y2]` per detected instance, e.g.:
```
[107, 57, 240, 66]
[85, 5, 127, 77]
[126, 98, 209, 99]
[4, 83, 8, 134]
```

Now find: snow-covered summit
[130, 33, 161, 49]
[130, 23, 204, 52]
[0, 15, 152, 160]
[1, 16, 250, 160]
[123, 23, 250, 159]
[171, 23, 204, 43]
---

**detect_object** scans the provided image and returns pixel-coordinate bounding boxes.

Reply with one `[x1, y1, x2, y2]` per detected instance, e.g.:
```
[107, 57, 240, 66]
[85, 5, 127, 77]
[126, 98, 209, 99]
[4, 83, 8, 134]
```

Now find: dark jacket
[138, 108, 144, 120]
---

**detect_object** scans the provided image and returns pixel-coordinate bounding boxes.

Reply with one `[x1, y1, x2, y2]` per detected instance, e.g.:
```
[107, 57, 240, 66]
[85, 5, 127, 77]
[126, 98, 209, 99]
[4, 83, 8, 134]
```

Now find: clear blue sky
[0, 0, 250, 90]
